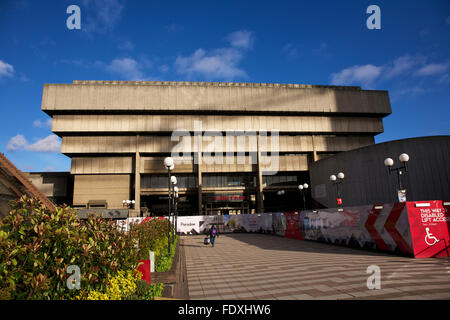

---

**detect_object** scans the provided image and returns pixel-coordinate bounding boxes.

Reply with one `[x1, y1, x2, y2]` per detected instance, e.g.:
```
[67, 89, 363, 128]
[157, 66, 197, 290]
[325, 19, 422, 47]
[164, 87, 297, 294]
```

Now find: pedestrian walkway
[183, 233, 450, 300]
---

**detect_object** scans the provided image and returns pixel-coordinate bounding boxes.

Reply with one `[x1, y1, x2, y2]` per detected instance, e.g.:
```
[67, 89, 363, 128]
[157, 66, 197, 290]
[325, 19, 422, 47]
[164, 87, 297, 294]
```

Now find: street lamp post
[384, 153, 410, 202]
[122, 200, 135, 209]
[164, 157, 174, 254]
[170, 176, 177, 244]
[277, 190, 285, 211]
[330, 172, 344, 209]
[298, 183, 309, 210]
[174, 186, 179, 239]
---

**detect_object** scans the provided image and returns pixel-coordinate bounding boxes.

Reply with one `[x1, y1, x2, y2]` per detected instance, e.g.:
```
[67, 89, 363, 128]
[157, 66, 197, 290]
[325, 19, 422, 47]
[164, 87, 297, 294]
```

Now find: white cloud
[330, 54, 449, 89]
[330, 64, 382, 87]
[33, 119, 52, 128]
[385, 55, 426, 78]
[414, 63, 449, 76]
[81, 0, 124, 34]
[174, 30, 252, 80]
[27, 135, 61, 153]
[175, 48, 247, 80]
[6, 134, 28, 151]
[226, 30, 254, 49]
[0, 59, 14, 79]
[104, 58, 144, 80]
[6, 134, 61, 153]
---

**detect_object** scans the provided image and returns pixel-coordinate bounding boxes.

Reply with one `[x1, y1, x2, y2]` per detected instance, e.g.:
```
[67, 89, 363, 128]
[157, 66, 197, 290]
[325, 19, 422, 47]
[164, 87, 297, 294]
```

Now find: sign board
[397, 189, 407, 203]
[406, 200, 450, 258]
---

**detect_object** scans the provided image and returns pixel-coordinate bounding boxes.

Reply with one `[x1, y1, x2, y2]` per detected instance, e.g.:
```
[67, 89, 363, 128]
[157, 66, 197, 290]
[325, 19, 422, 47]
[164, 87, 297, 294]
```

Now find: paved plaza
[183, 233, 450, 300]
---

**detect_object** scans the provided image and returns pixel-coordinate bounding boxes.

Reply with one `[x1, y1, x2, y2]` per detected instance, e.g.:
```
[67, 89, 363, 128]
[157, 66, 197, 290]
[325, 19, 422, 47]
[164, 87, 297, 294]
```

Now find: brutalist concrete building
[41, 80, 391, 216]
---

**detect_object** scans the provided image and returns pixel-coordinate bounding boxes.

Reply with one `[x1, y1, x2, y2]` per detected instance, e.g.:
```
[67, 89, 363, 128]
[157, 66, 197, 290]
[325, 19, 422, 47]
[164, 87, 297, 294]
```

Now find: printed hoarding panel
[300, 204, 414, 255]
[271, 212, 286, 236]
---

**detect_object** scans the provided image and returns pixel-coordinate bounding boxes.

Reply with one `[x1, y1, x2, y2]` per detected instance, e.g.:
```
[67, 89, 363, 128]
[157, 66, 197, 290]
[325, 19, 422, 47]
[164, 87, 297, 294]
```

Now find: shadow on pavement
[214, 233, 412, 258]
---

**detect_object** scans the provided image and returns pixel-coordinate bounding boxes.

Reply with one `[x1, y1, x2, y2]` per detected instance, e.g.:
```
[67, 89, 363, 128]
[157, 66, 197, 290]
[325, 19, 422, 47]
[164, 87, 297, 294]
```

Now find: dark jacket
[209, 227, 218, 237]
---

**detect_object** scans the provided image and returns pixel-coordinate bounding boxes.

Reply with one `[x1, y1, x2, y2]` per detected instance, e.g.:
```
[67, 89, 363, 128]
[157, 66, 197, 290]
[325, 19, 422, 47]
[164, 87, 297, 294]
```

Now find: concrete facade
[310, 136, 450, 208]
[41, 80, 391, 216]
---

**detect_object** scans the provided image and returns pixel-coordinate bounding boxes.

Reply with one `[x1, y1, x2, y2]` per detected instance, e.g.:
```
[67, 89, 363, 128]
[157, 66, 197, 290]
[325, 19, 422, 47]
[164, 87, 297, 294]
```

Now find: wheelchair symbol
[425, 227, 439, 246]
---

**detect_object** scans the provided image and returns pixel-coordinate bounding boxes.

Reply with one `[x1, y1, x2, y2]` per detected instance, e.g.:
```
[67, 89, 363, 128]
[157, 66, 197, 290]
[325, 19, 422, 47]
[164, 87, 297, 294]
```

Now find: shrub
[156, 235, 178, 272]
[77, 269, 142, 300]
[126, 280, 164, 300]
[129, 218, 173, 263]
[0, 196, 140, 300]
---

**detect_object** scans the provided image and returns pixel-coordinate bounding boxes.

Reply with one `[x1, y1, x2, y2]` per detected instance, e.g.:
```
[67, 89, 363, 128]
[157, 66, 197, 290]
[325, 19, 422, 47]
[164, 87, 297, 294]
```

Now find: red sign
[284, 211, 303, 240]
[336, 198, 342, 205]
[138, 260, 151, 284]
[406, 200, 450, 258]
[209, 195, 246, 201]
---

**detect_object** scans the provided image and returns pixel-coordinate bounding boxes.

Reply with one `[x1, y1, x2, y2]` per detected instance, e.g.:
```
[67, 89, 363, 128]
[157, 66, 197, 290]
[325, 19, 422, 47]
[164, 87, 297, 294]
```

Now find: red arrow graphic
[384, 202, 413, 254]
[365, 205, 389, 251]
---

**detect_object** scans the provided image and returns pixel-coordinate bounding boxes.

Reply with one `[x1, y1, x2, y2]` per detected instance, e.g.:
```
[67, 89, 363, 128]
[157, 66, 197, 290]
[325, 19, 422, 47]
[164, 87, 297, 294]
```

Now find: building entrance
[205, 201, 250, 215]
[203, 193, 251, 215]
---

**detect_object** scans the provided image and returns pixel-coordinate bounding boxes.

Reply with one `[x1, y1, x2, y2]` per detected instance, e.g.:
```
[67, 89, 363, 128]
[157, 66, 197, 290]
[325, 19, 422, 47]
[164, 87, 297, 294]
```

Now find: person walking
[209, 225, 218, 247]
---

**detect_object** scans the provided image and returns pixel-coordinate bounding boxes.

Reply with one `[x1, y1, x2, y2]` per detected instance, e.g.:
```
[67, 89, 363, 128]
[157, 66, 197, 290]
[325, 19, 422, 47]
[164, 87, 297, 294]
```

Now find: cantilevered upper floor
[41, 80, 391, 116]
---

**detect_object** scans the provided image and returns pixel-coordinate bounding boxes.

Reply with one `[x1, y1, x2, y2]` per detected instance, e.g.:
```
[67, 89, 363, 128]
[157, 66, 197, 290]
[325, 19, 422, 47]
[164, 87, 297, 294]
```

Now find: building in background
[0, 153, 56, 218]
[41, 80, 391, 216]
[310, 136, 450, 208]
[23, 172, 73, 206]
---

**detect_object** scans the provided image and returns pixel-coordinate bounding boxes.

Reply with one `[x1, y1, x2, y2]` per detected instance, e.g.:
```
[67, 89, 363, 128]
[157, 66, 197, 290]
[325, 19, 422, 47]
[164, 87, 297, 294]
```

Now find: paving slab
[183, 234, 450, 300]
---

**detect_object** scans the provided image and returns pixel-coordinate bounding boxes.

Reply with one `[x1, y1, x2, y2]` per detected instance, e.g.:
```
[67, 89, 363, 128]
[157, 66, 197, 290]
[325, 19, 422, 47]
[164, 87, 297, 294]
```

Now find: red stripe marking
[365, 205, 389, 251]
[384, 202, 412, 254]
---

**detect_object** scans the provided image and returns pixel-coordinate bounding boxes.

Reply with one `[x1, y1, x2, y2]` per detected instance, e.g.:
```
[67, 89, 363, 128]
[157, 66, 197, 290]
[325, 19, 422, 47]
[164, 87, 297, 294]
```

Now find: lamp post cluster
[164, 157, 179, 255]
[330, 172, 344, 209]
[298, 183, 309, 210]
[325, 153, 410, 209]
[384, 153, 410, 202]
[122, 199, 135, 209]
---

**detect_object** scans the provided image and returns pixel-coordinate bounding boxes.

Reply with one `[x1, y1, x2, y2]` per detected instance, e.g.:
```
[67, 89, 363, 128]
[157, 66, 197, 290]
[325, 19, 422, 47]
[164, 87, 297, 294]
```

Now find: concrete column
[195, 130, 203, 216]
[135, 135, 141, 217]
[197, 150, 203, 215]
[256, 134, 264, 214]
[312, 135, 318, 162]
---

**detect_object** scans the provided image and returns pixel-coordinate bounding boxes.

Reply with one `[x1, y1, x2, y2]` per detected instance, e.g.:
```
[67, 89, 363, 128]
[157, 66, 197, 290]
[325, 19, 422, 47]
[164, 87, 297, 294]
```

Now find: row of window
[141, 173, 303, 188]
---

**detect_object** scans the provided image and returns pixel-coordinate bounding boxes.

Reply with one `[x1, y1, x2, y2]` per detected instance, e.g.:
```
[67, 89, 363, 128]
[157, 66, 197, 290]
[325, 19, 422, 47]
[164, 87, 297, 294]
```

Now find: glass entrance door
[205, 201, 250, 215]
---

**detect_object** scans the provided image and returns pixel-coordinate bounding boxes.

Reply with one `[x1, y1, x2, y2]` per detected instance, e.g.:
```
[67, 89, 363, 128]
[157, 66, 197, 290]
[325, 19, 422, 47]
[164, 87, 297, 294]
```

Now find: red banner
[407, 201, 450, 258]
[284, 211, 303, 240]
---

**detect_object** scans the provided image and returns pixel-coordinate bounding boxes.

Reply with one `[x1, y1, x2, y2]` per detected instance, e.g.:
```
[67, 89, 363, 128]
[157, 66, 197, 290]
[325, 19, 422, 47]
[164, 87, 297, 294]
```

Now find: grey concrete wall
[310, 136, 450, 207]
[42, 81, 391, 115]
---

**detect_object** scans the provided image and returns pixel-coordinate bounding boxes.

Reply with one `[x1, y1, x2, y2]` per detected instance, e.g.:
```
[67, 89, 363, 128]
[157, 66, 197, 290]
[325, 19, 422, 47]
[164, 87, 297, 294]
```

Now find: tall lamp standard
[170, 176, 177, 244]
[173, 186, 179, 239]
[164, 157, 174, 254]
[384, 153, 410, 202]
[330, 172, 344, 209]
[298, 183, 309, 210]
[277, 190, 285, 211]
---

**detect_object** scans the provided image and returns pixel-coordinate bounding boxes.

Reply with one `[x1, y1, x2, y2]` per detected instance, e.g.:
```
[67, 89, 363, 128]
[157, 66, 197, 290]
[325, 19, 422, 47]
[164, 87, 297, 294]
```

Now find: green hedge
[0, 196, 177, 300]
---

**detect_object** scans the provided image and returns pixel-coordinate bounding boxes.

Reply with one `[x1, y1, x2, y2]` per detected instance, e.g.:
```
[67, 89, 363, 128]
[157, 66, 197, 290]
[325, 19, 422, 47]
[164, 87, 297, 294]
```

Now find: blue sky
[0, 0, 449, 172]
